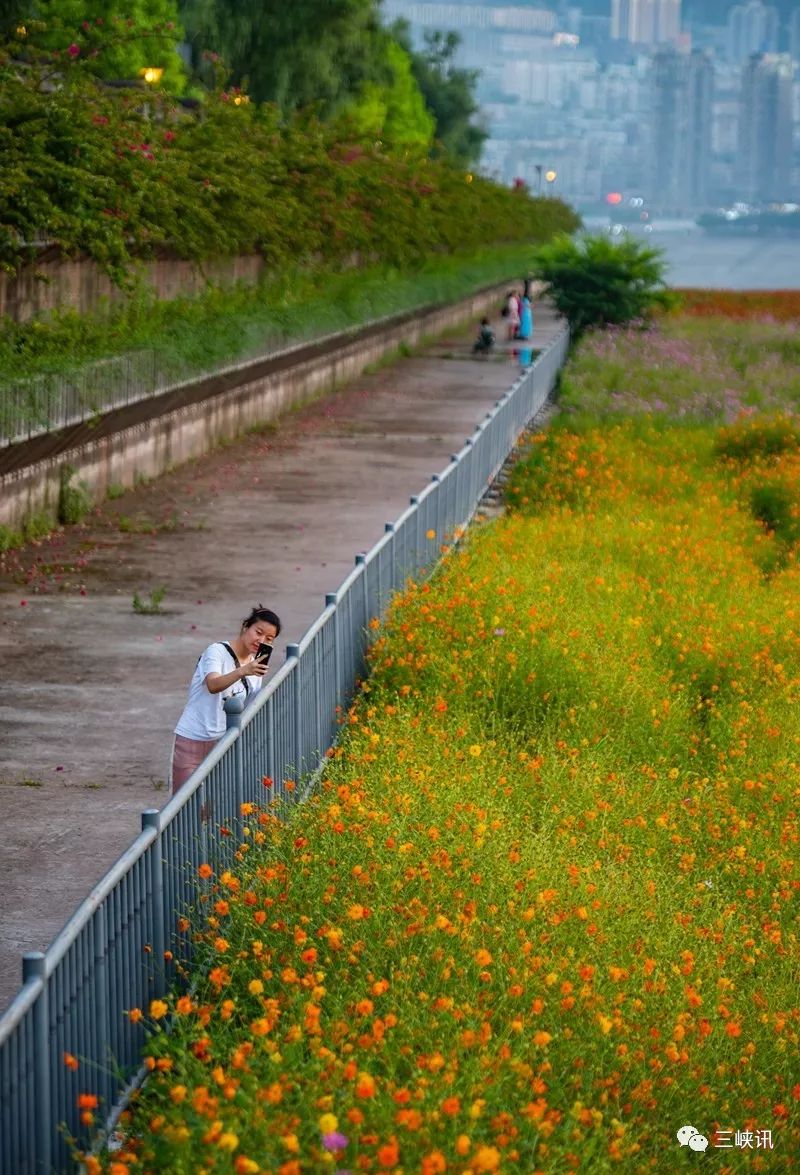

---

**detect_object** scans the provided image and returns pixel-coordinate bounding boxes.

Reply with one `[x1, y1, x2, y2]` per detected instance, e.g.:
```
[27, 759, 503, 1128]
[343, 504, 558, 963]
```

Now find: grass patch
[132, 586, 166, 615]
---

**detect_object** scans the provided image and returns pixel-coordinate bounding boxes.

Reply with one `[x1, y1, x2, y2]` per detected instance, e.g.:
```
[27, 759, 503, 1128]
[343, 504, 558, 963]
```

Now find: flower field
[83, 308, 800, 1173]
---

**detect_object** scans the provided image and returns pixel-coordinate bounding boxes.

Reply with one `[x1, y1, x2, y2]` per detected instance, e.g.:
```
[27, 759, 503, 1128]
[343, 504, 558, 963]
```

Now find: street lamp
[140, 67, 164, 85]
[545, 169, 557, 190]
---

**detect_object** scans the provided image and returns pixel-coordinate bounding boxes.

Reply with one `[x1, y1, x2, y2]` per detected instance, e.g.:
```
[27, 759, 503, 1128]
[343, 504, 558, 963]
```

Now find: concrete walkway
[0, 301, 565, 1011]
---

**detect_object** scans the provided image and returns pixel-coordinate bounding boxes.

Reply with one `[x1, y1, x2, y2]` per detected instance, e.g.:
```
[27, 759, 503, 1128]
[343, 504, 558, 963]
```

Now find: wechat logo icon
[677, 1125, 709, 1152]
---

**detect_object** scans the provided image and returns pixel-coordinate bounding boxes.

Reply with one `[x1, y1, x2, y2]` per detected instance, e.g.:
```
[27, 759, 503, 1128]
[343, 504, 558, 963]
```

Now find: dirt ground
[0, 303, 564, 1011]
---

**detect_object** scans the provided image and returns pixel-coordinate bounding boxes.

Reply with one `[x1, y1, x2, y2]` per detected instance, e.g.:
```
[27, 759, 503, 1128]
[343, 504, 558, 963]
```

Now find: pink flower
[322, 1131, 349, 1152]
[68, 43, 80, 58]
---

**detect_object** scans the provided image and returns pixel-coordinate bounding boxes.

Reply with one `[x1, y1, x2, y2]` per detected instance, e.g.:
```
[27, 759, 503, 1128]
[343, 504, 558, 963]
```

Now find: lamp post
[535, 164, 543, 195]
[139, 66, 164, 119]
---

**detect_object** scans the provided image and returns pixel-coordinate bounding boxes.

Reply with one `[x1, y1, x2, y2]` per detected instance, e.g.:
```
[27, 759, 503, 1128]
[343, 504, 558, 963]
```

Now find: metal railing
[0, 326, 568, 1174]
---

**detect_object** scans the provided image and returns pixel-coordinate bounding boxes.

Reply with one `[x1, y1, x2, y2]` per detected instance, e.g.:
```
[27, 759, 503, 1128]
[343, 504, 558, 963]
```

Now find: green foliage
[392, 22, 487, 166]
[132, 584, 166, 613]
[345, 39, 435, 148]
[180, 0, 386, 112]
[530, 232, 674, 339]
[714, 417, 800, 462]
[57, 463, 92, 524]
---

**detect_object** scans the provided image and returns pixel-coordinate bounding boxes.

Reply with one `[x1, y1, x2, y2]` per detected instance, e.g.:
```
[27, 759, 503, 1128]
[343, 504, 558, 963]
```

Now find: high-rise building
[790, 8, 800, 64]
[648, 48, 713, 211]
[727, 2, 779, 64]
[738, 53, 793, 202]
[611, 0, 681, 46]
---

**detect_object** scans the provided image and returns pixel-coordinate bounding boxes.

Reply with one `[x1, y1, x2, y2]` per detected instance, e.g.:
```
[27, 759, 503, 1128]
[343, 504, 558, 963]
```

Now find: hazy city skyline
[383, 1, 799, 214]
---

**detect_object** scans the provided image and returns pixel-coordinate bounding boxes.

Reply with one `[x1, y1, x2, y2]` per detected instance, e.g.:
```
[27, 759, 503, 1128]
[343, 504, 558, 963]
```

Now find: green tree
[392, 21, 486, 167]
[180, 0, 387, 113]
[531, 232, 675, 339]
[344, 39, 434, 149]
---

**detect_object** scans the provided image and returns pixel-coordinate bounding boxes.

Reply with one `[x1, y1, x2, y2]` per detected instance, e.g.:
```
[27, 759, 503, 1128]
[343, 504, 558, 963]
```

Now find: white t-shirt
[174, 642, 264, 741]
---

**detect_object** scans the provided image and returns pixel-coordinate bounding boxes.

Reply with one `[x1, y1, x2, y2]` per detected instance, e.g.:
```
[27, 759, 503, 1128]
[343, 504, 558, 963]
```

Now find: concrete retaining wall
[0, 253, 267, 323]
[1, 283, 523, 535]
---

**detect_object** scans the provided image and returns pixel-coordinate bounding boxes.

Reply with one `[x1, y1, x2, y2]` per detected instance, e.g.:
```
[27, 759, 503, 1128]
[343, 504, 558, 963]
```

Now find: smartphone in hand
[256, 643, 273, 665]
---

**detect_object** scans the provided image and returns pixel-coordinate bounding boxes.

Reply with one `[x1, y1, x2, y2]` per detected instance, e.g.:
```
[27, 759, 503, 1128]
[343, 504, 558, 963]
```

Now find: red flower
[67, 43, 80, 58]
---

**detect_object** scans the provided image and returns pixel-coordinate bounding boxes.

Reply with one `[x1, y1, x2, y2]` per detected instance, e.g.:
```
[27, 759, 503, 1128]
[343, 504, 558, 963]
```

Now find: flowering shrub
[0, 63, 578, 283]
[77, 308, 800, 1171]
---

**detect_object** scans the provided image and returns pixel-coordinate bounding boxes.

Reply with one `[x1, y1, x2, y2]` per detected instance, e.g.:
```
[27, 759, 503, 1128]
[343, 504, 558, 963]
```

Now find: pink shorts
[171, 734, 219, 794]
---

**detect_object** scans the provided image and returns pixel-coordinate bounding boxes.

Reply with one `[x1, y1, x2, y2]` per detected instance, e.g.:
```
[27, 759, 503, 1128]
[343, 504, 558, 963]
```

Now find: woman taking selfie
[171, 604, 282, 793]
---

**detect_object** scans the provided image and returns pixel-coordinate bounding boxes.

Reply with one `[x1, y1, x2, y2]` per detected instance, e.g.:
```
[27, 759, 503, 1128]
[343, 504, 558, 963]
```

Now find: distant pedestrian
[170, 604, 282, 793]
[518, 295, 533, 341]
[504, 290, 521, 340]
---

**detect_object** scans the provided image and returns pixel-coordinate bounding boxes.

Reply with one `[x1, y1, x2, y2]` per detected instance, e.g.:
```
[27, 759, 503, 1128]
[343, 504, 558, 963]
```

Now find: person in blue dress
[518, 295, 533, 341]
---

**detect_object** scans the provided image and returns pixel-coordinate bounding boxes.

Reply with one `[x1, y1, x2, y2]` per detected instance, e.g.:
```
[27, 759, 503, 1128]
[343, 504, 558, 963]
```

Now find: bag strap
[222, 642, 250, 697]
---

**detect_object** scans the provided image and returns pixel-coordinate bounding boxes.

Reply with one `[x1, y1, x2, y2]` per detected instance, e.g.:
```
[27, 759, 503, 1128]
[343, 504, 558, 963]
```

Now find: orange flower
[77, 1093, 99, 1110]
[127, 1008, 143, 1024]
[473, 1145, 501, 1172]
[377, 1138, 400, 1167]
[63, 1052, 79, 1071]
[421, 1153, 447, 1175]
[355, 1072, 376, 1099]
[475, 948, 492, 966]
[441, 1095, 461, 1116]
[198, 863, 213, 880]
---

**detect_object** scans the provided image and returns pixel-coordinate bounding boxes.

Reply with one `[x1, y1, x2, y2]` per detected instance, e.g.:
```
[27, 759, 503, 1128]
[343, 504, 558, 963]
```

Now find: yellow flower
[282, 1133, 300, 1152]
[468, 744, 482, 757]
[170, 1085, 187, 1104]
[148, 1000, 168, 1020]
[319, 1112, 338, 1133]
[426, 529, 436, 539]
[218, 1131, 239, 1151]
[248, 979, 264, 996]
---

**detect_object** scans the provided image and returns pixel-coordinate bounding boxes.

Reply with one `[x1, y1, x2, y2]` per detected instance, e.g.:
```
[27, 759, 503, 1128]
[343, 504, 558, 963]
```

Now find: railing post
[223, 696, 245, 827]
[384, 522, 395, 613]
[286, 644, 302, 793]
[326, 593, 340, 715]
[410, 495, 420, 580]
[22, 952, 51, 1174]
[355, 553, 369, 638]
[141, 810, 165, 997]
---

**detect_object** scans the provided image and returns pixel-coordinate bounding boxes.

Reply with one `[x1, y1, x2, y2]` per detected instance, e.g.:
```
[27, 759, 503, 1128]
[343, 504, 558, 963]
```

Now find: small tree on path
[531, 232, 675, 339]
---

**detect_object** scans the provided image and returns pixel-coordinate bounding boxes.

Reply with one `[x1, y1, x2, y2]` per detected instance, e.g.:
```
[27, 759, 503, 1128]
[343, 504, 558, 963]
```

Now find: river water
[582, 217, 800, 290]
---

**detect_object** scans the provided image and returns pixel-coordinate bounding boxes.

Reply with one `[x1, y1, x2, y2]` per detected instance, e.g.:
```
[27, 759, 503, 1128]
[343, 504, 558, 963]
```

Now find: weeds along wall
[0, 252, 267, 323]
[0, 283, 520, 536]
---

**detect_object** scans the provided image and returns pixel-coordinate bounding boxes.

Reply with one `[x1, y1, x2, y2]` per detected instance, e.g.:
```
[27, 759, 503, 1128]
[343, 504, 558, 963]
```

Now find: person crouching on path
[473, 316, 495, 356]
[171, 605, 282, 793]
